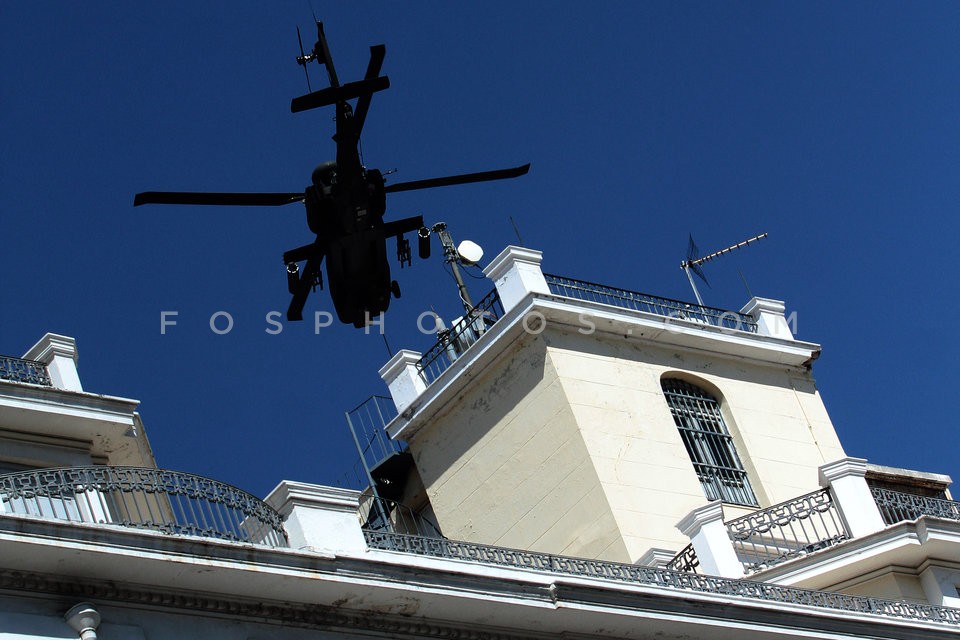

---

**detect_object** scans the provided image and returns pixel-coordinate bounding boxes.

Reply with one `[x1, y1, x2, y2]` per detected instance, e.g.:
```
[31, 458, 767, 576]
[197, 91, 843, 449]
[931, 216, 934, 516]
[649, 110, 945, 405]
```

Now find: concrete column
[24, 333, 82, 391]
[676, 501, 744, 578]
[379, 349, 427, 413]
[740, 297, 794, 340]
[919, 565, 960, 608]
[819, 457, 886, 538]
[482, 246, 549, 313]
[265, 481, 367, 553]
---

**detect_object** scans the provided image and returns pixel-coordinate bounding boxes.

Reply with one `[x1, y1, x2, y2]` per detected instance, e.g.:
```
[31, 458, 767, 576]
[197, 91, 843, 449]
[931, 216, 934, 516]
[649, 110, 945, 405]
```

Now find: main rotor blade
[134, 192, 305, 207]
[353, 44, 386, 134]
[384, 163, 530, 194]
[290, 75, 389, 114]
[314, 21, 339, 88]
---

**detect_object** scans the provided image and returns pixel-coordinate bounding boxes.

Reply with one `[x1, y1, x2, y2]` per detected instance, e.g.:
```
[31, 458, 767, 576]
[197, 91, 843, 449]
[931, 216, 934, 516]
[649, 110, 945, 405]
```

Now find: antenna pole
[509, 216, 524, 245]
[683, 265, 706, 306]
[435, 224, 475, 314]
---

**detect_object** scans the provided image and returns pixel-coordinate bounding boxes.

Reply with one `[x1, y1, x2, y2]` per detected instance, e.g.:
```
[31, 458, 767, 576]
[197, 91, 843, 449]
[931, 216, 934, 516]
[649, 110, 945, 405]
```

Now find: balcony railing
[365, 530, 960, 626]
[0, 355, 51, 386]
[665, 543, 700, 574]
[669, 489, 849, 575]
[671, 487, 960, 577]
[358, 492, 443, 539]
[345, 395, 403, 476]
[872, 487, 960, 524]
[544, 274, 758, 333]
[0, 466, 287, 548]
[417, 288, 505, 385]
[726, 489, 848, 573]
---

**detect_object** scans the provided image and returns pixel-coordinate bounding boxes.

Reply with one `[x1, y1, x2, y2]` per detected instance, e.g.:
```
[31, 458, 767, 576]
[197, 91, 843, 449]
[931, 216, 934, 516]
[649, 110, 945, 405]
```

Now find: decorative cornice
[676, 500, 724, 538]
[0, 569, 543, 640]
[23, 333, 79, 365]
[819, 457, 869, 486]
[264, 480, 361, 516]
[482, 246, 544, 282]
[739, 297, 786, 317]
[636, 548, 678, 568]
[379, 349, 424, 381]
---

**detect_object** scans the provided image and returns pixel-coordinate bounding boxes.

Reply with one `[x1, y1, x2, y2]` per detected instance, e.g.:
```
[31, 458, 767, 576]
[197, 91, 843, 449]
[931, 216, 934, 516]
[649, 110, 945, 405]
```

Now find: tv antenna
[681, 232, 768, 306]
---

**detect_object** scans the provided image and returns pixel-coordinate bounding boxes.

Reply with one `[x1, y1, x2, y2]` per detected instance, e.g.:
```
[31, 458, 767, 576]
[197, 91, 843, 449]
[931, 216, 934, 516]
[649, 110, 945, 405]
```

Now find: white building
[2, 246, 959, 639]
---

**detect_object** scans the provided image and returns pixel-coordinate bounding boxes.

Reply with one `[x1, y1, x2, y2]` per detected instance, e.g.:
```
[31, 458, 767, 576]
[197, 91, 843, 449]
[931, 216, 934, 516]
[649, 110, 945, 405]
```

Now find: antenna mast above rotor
[681, 232, 768, 306]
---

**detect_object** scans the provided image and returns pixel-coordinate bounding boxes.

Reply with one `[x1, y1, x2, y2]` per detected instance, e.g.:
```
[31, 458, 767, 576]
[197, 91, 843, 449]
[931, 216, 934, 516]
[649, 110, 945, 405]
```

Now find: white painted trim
[819, 457, 886, 538]
[677, 501, 745, 578]
[378, 349, 426, 413]
[23, 333, 83, 391]
[264, 481, 364, 554]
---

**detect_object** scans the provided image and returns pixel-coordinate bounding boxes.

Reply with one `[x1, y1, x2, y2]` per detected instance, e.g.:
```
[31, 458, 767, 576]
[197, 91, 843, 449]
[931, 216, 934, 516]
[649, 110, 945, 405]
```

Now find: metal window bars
[416, 288, 505, 385]
[364, 530, 960, 625]
[871, 487, 960, 525]
[0, 466, 288, 548]
[662, 379, 759, 507]
[0, 355, 51, 386]
[543, 274, 758, 333]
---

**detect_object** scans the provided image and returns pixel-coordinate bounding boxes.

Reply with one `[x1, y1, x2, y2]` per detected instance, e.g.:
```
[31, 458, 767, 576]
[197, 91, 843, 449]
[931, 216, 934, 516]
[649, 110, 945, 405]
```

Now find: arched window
[661, 378, 758, 506]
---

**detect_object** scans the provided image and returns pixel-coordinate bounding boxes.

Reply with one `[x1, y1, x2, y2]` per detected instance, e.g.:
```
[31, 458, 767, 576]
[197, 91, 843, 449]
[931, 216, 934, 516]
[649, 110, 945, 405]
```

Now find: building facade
[2, 246, 959, 639]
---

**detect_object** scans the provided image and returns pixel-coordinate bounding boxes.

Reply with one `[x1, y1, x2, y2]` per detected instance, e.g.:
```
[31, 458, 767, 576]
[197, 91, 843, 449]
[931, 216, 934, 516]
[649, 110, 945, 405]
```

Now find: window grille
[661, 379, 758, 506]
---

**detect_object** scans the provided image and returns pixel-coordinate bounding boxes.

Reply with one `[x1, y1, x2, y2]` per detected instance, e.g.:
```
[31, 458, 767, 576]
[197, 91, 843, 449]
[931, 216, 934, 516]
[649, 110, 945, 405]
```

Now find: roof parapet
[23, 333, 82, 392]
[378, 350, 426, 414]
[740, 297, 794, 340]
[482, 245, 549, 312]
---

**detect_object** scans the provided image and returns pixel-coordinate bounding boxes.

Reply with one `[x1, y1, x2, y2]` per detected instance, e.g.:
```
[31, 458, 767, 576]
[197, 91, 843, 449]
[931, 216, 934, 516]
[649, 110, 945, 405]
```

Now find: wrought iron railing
[665, 543, 700, 574]
[358, 492, 443, 539]
[872, 487, 960, 525]
[669, 490, 847, 575]
[544, 274, 758, 333]
[0, 466, 287, 547]
[345, 395, 402, 475]
[0, 355, 51, 386]
[417, 288, 505, 385]
[726, 489, 848, 573]
[364, 530, 960, 625]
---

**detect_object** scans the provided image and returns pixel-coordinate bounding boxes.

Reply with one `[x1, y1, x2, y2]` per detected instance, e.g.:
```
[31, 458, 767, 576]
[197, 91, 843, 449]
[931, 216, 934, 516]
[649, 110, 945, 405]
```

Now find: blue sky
[2, 3, 958, 498]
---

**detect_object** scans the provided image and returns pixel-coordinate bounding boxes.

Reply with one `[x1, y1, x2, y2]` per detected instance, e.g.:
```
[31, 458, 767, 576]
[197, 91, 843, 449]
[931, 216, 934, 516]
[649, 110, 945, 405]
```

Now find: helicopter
[134, 22, 529, 327]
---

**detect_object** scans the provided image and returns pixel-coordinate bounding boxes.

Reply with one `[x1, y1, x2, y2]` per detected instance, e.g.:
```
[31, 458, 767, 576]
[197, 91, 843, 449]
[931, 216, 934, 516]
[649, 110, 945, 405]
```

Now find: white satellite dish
[456, 240, 484, 266]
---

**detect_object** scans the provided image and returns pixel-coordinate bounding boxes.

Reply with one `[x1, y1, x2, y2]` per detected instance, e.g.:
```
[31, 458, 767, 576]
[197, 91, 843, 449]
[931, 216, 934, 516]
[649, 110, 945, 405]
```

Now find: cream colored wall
[543, 328, 846, 560]
[407, 322, 846, 564]
[408, 333, 630, 562]
[837, 570, 929, 603]
[544, 334, 705, 557]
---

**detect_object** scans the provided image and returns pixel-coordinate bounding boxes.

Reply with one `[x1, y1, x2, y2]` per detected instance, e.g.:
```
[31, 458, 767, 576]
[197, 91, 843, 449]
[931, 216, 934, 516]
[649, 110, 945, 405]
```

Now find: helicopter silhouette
[134, 22, 529, 327]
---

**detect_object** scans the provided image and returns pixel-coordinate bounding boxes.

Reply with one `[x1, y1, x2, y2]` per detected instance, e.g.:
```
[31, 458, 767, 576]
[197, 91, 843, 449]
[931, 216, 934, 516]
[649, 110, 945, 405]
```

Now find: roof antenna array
[681, 232, 768, 306]
[418, 222, 484, 315]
